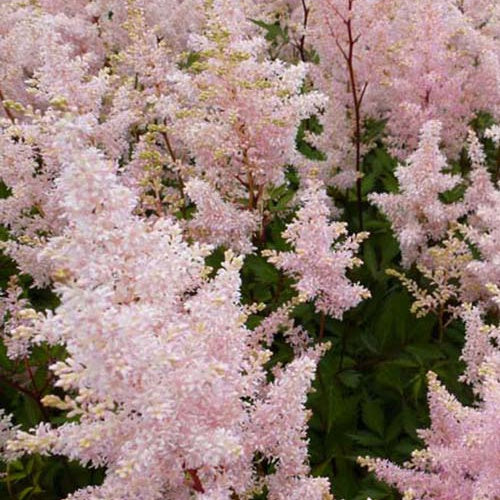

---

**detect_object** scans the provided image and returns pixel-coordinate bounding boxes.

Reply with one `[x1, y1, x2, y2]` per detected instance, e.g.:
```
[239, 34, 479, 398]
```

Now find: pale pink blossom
[370, 121, 465, 266]
[265, 179, 370, 318]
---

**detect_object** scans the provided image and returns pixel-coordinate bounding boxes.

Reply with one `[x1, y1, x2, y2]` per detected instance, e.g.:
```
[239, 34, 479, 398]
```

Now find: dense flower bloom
[5, 123, 331, 499]
[172, 0, 325, 206]
[375, 125, 500, 314]
[377, 0, 500, 157]
[0, 277, 39, 359]
[0, 1, 498, 499]
[185, 178, 259, 254]
[370, 121, 465, 267]
[270, 0, 499, 185]
[461, 132, 500, 303]
[265, 179, 369, 318]
[361, 122, 500, 497]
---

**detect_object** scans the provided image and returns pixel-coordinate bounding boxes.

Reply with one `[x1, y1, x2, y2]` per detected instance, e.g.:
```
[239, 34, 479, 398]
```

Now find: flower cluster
[370, 121, 465, 267]
[4, 119, 332, 499]
[373, 121, 500, 312]
[360, 302, 500, 500]
[265, 179, 369, 319]
[0, 1, 498, 499]
[271, 0, 500, 185]
[364, 121, 500, 500]
[0, 2, 345, 498]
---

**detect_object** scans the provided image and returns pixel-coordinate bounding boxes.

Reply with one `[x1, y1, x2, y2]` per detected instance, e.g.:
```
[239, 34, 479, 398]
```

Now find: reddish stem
[345, 0, 365, 230]
[186, 468, 205, 493]
[24, 357, 40, 396]
[297, 0, 310, 62]
[326, 0, 366, 230]
[0, 372, 49, 420]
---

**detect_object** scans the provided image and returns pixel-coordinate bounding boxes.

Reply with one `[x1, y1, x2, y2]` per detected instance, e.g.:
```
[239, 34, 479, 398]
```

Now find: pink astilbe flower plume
[270, 0, 499, 172]
[0, 276, 40, 360]
[2, 1, 498, 499]
[173, 0, 325, 205]
[375, 126, 500, 317]
[265, 179, 370, 319]
[378, 0, 500, 157]
[4, 119, 332, 499]
[185, 178, 259, 254]
[360, 302, 500, 500]
[370, 120, 465, 267]
[300, 0, 395, 187]
[460, 130, 500, 302]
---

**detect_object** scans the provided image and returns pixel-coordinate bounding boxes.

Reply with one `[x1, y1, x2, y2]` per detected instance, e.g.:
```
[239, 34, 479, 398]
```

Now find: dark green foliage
[2, 456, 104, 500]
[229, 117, 472, 499]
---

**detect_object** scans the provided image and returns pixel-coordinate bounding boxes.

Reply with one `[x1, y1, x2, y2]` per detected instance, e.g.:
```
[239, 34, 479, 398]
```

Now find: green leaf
[401, 404, 419, 437]
[363, 239, 378, 278]
[3, 471, 29, 482]
[245, 255, 280, 284]
[19, 486, 34, 500]
[21, 395, 43, 428]
[362, 400, 385, 436]
[338, 370, 362, 389]
[385, 413, 403, 443]
[350, 431, 385, 447]
[249, 19, 288, 43]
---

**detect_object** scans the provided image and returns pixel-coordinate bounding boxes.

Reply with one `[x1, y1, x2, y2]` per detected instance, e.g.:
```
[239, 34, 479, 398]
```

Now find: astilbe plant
[172, 0, 325, 236]
[304, 0, 393, 189]
[268, 0, 499, 184]
[3, 118, 332, 500]
[0, 1, 500, 499]
[370, 120, 466, 268]
[264, 179, 370, 320]
[359, 302, 500, 500]
[97, 0, 325, 246]
[0, 1, 110, 284]
[372, 121, 500, 318]
[373, 0, 500, 157]
[0, 2, 344, 498]
[363, 122, 500, 499]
